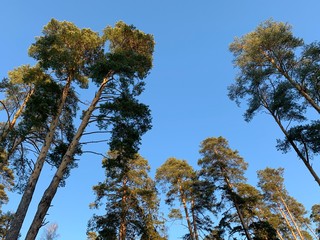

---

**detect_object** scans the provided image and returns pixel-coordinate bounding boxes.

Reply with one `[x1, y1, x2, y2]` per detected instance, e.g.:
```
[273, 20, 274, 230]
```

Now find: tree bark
[278, 193, 304, 240]
[262, 100, 320, 186]
[0, 86, 34, 143]
[224, 176, 253, 240]
[119, 177, 128, 240]
[278, 206, 298, 240]
[276, 229, 285, 240]
[6, 78, 72, 240]
[178, 181, 194, 240]
[25, 72, 112, 240]
[262, 51, 320, 114]
[190, 199, 199, 240]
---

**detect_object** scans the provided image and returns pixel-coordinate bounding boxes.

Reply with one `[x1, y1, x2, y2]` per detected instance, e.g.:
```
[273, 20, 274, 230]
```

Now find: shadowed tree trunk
[6, 77, 72, 240]
[25, 73, 112, 240]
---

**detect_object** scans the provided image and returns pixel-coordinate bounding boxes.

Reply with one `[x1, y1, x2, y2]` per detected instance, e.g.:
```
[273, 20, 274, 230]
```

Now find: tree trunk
[6, 78, 72, 240]
[278, 193, 304, 240]
[25, 73, 112, 240]
[119, 177, 128, 240]
[268, 108, 320, 186]
[276, 229, 285, 240]
[190, 198, 199, 240]
[262, 51, 320, 114]
[225, 177, 253, 240]
[305, 223, 318, 239]
[178, 181, 194, 240]
[0, 86, 34, 143]
[278, 206, 298, 240]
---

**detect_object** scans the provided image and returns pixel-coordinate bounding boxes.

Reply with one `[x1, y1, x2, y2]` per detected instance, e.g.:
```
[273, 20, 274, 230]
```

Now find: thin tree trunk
[279, 65, 320, 114]
[0, 87, 34, 143]
[6, 78, 72, 240]
[276, 229, 285, 240]
[190, 199, 199, 240]
[305, 223, 318, 239]
[278, 193, 304, 240]
[179, 181, 194, 240]
[278, 206, 298, 240]
[25, 72, 113, 240]
[268, 108, 320, 186]
[224, 176, 253, 240]
[119, 177, 127, 240]
[262, 52, 320, 114]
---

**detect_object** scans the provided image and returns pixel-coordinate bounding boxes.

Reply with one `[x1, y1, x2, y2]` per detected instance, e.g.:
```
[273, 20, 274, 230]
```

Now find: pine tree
[229, 19, 320, 186]
[198, 136, 252, 240]
[89, 152, 165, 240]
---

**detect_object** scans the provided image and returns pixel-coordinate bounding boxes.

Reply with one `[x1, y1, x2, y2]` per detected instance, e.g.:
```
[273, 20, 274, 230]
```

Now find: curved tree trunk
[6, 78, 72, 240]
[25, 73, 112, 240]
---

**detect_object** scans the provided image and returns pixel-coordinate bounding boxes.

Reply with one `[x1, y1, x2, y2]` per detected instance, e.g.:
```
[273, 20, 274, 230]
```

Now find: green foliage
[257, 167, 311, 239]
[228, 19, 320, 185]
[29, 18, 104, 87]
[310, 204, 320, 238]
[103, 21, 154, 79]
[156, 157, 215, 239]
[0, 211, 13, 239]
[2, 19, 155, 240]
[198, 137, 254, 239]
[198, 137, 247, 184]
[277, 120, 320, 157]
[99, 93, 152, 162]
[89, 153, 165, 240]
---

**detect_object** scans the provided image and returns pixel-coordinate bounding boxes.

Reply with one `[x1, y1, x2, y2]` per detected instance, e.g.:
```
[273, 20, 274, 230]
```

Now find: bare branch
[82, 151, 107, 158]
[82, 130, 110, 136]
[80, 139, 109, 145]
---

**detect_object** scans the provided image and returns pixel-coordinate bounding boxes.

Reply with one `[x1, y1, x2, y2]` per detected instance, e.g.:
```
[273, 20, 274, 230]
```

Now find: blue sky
[1, 1, 320, 239]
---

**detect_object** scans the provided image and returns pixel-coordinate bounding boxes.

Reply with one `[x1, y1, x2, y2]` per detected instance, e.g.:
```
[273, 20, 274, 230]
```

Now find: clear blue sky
[1, 1, 320, 239]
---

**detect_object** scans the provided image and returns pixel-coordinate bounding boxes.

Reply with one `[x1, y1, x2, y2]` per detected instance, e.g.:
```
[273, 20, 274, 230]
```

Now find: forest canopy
[0, 17, 319, 240]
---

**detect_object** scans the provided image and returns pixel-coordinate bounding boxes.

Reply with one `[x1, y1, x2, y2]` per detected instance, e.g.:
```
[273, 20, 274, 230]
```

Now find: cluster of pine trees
[0, 18, 319, 239]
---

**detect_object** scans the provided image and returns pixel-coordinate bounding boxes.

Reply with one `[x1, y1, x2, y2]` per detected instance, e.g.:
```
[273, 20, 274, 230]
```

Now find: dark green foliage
[250, 221, 279, 240]
[89, 154, 165, 240]
[310, 204, 320, 238]
[277, 120, 320, 156]
[102, 94, 152, 162]
[20, 80, 61, 131]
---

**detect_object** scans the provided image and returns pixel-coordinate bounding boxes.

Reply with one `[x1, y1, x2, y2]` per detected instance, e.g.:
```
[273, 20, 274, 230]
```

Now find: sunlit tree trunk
[6, 77, 72, 240]
[276, 229, 285, 240]
[119, 177, 128, 240]
[278, 206, 298, 240]
[0, 86, 34, 143]
[25, 73, 112, 240]
[179, 181, 194, 240]
[278, 193, 304, 240]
